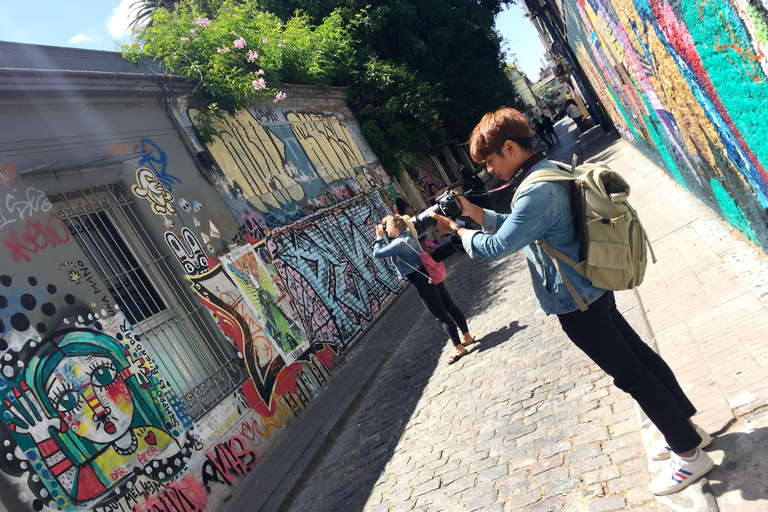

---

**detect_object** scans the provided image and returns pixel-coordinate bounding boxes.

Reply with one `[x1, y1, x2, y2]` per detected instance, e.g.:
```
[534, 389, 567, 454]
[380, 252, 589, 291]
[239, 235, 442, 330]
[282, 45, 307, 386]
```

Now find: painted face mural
[46, 353, 135, 445]
[2, 328, 182, 508]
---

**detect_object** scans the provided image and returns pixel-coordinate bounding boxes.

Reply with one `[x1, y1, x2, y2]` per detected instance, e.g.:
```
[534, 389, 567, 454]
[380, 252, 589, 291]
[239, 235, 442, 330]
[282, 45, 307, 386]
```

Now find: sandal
[447, 351, 467, 365]
[461, 336, 477, 347]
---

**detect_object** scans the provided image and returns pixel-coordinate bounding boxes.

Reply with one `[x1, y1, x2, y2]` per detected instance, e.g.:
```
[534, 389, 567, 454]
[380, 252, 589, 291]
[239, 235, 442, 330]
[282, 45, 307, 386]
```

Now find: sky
[0, 0, 547, 79]
[495, 3, 549, 79]
[0, 0, 137, 52]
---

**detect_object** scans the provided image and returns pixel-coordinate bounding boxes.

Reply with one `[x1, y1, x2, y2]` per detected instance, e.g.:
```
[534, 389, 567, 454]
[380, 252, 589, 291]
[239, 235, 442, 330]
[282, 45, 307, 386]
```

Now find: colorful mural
[0, 277, 188, 511]
[1, 70, 401, 511]
[563, 0, 768, 247]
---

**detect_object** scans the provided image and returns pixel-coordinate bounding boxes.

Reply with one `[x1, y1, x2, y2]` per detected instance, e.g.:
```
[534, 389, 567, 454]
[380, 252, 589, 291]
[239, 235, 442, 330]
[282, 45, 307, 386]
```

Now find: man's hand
[429, 212, 456, 233]
[456, 195, 473, 216]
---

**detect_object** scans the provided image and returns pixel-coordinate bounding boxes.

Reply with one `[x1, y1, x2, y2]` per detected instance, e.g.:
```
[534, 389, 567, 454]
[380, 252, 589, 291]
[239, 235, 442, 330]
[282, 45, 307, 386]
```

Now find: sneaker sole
[650, 456, 715, 496]
[651, 429, 713, 461]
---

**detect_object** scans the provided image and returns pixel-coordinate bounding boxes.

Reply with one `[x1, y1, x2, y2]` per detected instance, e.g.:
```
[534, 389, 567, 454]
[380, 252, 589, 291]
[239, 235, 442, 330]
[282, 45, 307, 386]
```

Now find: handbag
[400, 241, 445, 284]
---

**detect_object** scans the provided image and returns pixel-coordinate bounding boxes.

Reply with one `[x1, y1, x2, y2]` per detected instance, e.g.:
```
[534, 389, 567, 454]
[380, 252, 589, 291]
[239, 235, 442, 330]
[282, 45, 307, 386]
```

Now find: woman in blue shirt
[430, 108, 713, 496]
[373, 215, 474, 363]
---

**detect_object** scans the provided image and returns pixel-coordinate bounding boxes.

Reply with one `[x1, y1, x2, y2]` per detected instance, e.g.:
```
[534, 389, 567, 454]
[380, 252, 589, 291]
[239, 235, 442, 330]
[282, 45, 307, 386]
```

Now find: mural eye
[57, 392, 79, 412]
[91, 365, 117, 387]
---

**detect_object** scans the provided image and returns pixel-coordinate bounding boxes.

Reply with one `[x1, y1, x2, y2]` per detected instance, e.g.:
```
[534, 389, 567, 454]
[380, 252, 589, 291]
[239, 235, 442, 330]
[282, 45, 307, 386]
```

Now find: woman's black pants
[406, 268, 468, 346]
[557, 291, 701, 453]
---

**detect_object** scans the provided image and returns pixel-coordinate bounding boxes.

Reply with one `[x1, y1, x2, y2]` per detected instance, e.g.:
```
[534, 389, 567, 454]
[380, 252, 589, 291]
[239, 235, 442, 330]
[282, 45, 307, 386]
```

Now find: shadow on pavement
[471, 320, 525, 354]
[284, 121, 627, 511]
[707, 414, 768, 505]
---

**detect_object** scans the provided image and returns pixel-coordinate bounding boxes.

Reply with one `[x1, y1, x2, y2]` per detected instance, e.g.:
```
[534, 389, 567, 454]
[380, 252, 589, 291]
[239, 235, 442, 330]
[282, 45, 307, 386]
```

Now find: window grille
[50, 182, 247, 420]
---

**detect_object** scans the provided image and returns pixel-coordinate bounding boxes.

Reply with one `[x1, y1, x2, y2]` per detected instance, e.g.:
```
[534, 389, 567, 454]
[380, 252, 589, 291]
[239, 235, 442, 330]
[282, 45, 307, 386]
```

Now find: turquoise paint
[711, 178, 759, 244]
[601, 74, 642, 142]
[638, 93, 688, 189]
[681, 0, 768, 174]
[641, 112, 688, 189]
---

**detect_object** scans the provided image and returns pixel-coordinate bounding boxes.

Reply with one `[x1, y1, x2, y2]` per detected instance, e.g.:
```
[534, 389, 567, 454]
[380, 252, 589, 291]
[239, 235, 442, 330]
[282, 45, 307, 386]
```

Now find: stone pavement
[219, 119, 768, 512]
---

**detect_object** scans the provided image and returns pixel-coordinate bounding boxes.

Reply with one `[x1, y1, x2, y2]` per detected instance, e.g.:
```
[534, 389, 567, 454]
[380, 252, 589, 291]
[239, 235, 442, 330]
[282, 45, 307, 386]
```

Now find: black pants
[407, 268, 468, 346]
[545, 126, 559, 142]
[557, 291, 701, 453]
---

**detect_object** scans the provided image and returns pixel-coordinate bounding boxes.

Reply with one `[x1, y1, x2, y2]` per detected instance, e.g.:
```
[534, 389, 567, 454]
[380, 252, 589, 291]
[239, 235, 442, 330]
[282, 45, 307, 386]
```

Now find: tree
[125, 0, 520, 173]
[259, 0, 520, 142]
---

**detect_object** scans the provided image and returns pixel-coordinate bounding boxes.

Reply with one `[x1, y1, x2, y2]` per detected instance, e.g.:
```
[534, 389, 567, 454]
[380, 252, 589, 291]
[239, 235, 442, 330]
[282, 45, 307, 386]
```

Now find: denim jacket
[461, 160, 605, 314]
[372, 232, 423, 278]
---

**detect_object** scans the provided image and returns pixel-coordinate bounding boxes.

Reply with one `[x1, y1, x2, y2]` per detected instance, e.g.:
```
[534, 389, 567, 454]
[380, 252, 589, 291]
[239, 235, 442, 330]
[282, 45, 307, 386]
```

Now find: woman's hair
[395, 197, 409, 215]
[469, 107, 534, 162]
[385, 214, 408, 234]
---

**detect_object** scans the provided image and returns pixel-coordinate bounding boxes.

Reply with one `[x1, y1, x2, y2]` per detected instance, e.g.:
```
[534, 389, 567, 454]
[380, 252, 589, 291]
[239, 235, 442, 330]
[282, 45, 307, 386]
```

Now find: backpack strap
[397, 239, 433, 283]
[511, 168, 575, 204]
[534, 240, 589, 312]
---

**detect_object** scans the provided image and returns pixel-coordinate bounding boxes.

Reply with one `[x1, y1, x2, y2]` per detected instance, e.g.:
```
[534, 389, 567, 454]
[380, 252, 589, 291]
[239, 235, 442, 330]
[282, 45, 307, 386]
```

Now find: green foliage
[122, 0, 354, 121]
[260, 0, 521, 140]
[538, 81, 564, 110]
[351, 59, 448, 173]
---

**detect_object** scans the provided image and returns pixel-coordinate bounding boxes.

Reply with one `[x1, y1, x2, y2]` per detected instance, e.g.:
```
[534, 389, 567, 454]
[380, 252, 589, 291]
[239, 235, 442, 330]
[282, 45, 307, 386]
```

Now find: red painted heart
[144, 431, 157, 446]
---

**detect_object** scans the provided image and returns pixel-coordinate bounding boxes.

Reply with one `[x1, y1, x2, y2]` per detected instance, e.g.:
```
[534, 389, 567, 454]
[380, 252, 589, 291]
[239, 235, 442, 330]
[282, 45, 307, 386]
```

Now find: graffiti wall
[190, 100, 405, 349]
[1, 42, 405, 512]
[563, 0, 768, 247]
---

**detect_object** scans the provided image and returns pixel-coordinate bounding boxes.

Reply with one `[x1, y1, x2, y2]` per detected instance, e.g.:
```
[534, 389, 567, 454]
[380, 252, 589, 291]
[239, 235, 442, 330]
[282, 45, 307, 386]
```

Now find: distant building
[505, 64, 538, 108]
[532, 62, 570, 108]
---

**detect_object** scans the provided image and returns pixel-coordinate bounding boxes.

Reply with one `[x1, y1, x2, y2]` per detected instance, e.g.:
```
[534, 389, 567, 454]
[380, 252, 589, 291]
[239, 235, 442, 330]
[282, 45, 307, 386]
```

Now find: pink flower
[273, 91, 287, 103]
[252, 78, 267, 90]
[278, 44, 286, 48]
[246, 49, 258, 62]
[262, 37, 269, 43]
[233, 38, 246, 49]
[190, 29, 196, 35]
[195, 17, 211, 28]
[180, 37, 189, 42]
[217, 47, 230, 53]
[257, 69, 265, 75]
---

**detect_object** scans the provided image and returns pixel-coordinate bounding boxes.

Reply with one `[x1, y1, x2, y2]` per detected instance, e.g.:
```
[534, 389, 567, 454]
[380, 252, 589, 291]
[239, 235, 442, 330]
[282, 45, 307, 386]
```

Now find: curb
[627, 289, 720, 511]
[275, 293, 426, 512]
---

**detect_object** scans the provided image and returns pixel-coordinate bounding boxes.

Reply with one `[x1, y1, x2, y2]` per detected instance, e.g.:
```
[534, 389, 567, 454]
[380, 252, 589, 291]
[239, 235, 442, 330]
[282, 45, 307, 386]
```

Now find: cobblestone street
[288, 247, 657, 512]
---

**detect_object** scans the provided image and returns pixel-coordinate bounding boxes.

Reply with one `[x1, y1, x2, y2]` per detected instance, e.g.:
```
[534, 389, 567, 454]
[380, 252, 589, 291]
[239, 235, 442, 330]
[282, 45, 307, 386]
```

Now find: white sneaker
[650, 424, 712, 461]
[649, 449, 715, 496]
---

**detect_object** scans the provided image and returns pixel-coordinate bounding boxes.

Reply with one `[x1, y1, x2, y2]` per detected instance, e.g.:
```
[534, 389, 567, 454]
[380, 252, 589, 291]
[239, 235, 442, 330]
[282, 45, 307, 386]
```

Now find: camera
[411, 191, 464, 235]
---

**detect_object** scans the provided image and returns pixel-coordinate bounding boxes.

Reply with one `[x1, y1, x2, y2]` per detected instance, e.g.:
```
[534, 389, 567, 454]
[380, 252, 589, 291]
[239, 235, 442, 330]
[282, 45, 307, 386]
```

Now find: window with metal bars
[50, 182, 247, 420]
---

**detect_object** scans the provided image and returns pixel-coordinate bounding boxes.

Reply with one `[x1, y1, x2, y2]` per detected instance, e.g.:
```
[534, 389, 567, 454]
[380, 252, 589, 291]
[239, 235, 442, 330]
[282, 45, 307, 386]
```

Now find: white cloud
[68, 34, 92, 45]
[107, 0, 141, 38]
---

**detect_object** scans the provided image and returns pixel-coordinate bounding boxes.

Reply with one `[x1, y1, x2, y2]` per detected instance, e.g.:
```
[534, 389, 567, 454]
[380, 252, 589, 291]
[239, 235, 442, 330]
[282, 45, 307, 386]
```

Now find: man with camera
[428, 107, 713, 496]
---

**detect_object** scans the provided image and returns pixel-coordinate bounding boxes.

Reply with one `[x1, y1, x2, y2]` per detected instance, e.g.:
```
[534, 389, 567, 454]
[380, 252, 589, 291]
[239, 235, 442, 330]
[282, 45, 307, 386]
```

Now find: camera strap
[467, 150, 547, 197]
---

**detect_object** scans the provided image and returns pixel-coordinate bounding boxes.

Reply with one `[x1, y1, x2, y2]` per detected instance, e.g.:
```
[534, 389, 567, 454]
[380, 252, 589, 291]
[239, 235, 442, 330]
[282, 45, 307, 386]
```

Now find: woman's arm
[373, 237, 409, 259]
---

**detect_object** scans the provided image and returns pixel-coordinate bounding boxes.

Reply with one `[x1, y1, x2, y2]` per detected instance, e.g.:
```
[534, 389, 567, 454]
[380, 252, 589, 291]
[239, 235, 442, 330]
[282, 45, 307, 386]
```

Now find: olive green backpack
[512, 156, 657, 311]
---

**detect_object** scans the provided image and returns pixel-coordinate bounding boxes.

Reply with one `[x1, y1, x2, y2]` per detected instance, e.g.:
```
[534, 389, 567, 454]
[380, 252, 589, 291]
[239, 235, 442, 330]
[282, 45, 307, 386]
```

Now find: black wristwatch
[451, 225, 461, 238]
